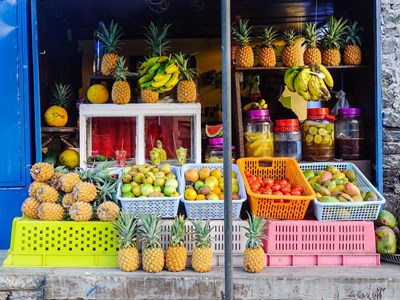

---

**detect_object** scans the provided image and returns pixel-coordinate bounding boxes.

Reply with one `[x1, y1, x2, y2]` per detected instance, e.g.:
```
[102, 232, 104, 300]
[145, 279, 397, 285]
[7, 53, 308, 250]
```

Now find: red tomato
[290, 189, 302, 196]
[250, 182, 260, 191]
[273, 191, 283, 196]
[274, 199, 284, 204]
[293, 185, 304, 193]
[264, 187, 272, 195]
[244, 170, 251, 177]
[280, 186, 290, 194]
[263, 178, 274, 187]
[271, 184, 281, 192]
[284, 192, 291, 196]
[278, 179, 288, 186]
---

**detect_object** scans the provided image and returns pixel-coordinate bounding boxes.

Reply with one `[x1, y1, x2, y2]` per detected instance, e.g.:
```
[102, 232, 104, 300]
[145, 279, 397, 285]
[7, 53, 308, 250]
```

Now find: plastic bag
[330, 90, 350, 116]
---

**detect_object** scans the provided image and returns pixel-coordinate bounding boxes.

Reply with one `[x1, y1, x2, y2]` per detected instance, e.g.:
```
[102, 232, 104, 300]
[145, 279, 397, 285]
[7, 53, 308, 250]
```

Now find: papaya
[375, 226, 396, 254]
[375, 210, 397, 229]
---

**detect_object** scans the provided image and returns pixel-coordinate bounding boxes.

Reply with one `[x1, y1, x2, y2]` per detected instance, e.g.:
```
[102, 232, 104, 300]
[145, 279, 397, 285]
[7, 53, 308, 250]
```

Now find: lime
[309, 126, 318, 135]
[325, 124, 334, 132]
[305, 134, 314, 143]
[302, 124, 310, 132]
[321, 135, 331, 145]
[314, 134, 323, 144]
[318, 128, 328, 136]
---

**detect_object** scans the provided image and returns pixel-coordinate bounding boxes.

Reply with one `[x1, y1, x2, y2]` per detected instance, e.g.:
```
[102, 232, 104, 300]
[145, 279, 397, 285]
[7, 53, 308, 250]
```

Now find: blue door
[0, 0, 36, 249]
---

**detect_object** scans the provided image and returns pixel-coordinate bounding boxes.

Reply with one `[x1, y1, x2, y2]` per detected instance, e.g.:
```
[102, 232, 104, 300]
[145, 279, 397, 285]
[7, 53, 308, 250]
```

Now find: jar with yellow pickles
[302, 108, 335, 161]
[244, 109, 274, 157]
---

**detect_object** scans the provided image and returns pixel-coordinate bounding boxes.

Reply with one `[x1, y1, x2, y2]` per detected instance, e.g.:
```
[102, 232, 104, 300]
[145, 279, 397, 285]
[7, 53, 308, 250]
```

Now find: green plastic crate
[3, 217, 119, 267]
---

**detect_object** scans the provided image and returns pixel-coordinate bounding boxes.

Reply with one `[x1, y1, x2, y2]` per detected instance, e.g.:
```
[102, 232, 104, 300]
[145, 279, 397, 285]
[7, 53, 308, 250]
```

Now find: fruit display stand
[236, 157, 316, 220]
[78, 103, 201, 167]
[263, 220, 380, 267]
[179, 163, 247, 219]
[299, 162, 385, 221]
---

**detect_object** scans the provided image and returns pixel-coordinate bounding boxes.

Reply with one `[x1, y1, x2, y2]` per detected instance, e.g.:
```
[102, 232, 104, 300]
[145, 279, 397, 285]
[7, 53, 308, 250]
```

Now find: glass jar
[204, 137, 236, 163]
[244, 110, 274, 157]
[335, 108, 365, 160]
[274, 119, 302, 161]
[302, 108, 335, 161]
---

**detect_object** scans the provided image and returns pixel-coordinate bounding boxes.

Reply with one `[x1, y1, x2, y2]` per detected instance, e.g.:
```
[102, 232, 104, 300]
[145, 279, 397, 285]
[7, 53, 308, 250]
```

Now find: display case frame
[79, 103, 202, 166]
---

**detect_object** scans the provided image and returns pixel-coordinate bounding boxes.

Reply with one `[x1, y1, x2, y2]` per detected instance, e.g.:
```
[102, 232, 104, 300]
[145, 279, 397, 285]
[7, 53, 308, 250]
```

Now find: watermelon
[42, 150, 58, 167]
[205, 124, 223, 138]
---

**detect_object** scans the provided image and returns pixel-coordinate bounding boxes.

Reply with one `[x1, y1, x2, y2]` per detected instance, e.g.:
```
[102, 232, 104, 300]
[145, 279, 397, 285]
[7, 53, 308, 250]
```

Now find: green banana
[286, 69, 300, 92]
[317, 64, 334, 88]
[151, 73, 172, 88]
[284, 66, 299, 90]
[138, 56, 160, 75]
[138, 70, 157, 85]
[156, 56, 169, 63]
[140, 81, 153, 90]
[147, 62, 161, 74]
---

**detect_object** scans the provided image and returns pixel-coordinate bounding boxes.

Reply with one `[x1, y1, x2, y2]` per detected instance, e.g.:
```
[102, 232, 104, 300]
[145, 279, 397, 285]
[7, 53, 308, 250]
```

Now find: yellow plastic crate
[3, 217, 119, 267]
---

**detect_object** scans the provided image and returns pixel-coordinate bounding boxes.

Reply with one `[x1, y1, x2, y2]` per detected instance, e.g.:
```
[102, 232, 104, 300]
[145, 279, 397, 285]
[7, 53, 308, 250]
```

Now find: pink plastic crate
[265, 253, 380, 267]
[263, 220, 376, 254]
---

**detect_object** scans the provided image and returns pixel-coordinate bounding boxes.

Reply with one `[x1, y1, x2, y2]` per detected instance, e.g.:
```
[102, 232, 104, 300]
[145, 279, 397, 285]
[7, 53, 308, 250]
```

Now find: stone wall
[381, 1, 400, 215]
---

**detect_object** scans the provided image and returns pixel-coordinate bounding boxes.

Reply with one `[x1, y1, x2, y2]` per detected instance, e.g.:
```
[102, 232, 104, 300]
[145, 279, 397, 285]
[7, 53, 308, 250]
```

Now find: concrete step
[1, 251, 399, 300]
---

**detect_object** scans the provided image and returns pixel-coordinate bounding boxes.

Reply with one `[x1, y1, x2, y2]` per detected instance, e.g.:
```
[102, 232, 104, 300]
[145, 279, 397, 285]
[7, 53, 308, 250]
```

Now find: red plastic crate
[263, 220, 376, 254]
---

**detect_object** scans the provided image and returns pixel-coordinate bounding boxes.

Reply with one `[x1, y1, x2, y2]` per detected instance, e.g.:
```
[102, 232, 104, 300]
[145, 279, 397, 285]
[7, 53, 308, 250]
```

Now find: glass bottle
[302, 108, 335, 161]
[244, 110, 274, 157]
[274, 119, 302, 161]
[204, 137, 236, 163]
[335, 108, 365, 160]
[93, 21, 104, 76]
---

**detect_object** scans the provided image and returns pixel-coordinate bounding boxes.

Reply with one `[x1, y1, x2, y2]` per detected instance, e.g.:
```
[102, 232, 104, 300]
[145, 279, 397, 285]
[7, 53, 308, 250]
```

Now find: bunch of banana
[243, 98, 268, 111]
[138, 57, 180, 93]
[284, 64, 334, 101]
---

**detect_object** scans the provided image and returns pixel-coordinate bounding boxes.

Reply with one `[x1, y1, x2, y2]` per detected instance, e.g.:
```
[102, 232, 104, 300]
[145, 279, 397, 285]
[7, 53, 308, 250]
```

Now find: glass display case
[79, 103, 202, 167]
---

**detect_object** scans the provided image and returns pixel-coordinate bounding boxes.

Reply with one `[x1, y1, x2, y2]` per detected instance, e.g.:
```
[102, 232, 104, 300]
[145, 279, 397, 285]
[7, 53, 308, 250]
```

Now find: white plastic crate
[299, 162, 385, 221]
[117, 166, 182, 218]
[179, 163, 247, 219]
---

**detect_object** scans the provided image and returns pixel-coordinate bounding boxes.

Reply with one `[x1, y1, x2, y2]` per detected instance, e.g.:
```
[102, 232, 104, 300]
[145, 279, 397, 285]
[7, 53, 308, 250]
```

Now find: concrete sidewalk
[1, 251, 399, 300]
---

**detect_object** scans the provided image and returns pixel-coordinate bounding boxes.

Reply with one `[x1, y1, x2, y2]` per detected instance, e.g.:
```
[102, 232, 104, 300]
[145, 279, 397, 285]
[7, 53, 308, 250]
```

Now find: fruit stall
[3, 0, 400, 279]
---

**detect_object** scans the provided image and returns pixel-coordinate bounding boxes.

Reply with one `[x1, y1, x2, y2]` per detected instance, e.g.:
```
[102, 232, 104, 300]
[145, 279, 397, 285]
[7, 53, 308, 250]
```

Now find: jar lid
[275, 119, 299, 128]
[307, 108, 330, 117]
[208, 137, 223, 145]
[246, 109, 270, 119]
[338, 108, 361, 116]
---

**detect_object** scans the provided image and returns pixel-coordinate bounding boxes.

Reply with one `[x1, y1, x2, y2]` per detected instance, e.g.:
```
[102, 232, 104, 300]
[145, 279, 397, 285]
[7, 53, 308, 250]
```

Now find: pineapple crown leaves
[114, 56, 129, 81]
[321, 16, 348, 49]
[76, 162, 115, 185]
[50, 82, 73, 108]
[93, 179, 119, 205]
[243, 212, 268, 249]
[282, 29, 298, 46]
[345, 21, 363, 46]
[143, 21, 171, 57]
[174, 52, 198, 81]
[258, 26, 279, 48]
[191, 219, 214, 248]
[170, 214, 187, 247]
[113, 212, 139, 249]
[232, 18, 253, 46]
[138, 211, 163, 249]
[100, 20, 124, 54]
[302, 23, 321, 49]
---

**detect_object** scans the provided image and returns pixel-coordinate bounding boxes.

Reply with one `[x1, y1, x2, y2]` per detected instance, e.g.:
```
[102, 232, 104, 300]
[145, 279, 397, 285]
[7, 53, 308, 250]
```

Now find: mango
[375, 210, 397, 229]
[375, 226, 397, 254]
[343, 182, 361, 197]
[351, 195, 364, 202]
[332, 172, 346, 180]
[320, 171, 333, 185]
[324, 179, 337, 194]
[319, 196, 340, 203]
[326, 165, 340, 175]
[364, 191, 378, 201]
[343, 169, 356, 182]
[316, 170, 325, 176]
[303, 169, 315, 181]
[310, 182, 331, 196]
[335, 192, 353, 202]
[308, 175, 321, 184]
[334, 178, 343, 185]
[334, 184, 344, 193]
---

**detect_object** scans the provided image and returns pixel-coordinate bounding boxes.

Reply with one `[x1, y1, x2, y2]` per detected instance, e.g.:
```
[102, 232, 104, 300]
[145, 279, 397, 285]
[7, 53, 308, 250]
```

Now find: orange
[213, 186, 222, 196]
[184, 188, 197, 201]
[195, 194, 206, 201]
[44, 105, 68, 127]
[87, 84, 109, 104]
[59, 149, 79, 169]
[211, 169, 222, 179]
[198, 167, 211, 180]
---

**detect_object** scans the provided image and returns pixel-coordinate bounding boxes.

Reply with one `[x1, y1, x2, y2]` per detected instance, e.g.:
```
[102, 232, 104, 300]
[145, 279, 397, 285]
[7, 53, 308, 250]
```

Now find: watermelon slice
[205, 124, 223, 138]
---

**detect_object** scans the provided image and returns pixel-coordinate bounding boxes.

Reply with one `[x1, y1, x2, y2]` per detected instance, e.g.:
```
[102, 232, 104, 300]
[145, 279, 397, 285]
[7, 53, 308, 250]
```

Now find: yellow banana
[156, 56, 169, 63]
[295, 68, 311, 92]
[317, 64, 334, 88]
[151, 73, 172, 88]
[257, 99, 266, 106]
[318, 77, 331, 101]
[138, 70, 157, 85]
[164, 70, 180, 88]
[307, 76, 325, 100]
[153, 72, 170, 82]
[165, 61, 179, 74]
[243, 102, 260, 111]
[152, 85, 175, 93]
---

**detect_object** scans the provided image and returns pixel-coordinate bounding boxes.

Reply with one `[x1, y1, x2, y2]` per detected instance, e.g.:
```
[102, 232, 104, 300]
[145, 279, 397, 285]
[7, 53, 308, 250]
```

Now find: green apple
[163, 185, 176, 197]
[153, 185, 162, 193]
[121, 183, 133, 194]
[141, 183, 154, 196]
[194, 180, 205, 190]
[122, 192, 135, 198]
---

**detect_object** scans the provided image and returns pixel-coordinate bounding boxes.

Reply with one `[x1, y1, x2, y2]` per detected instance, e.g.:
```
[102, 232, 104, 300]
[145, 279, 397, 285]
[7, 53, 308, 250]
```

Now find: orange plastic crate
[236, 157, 316, 219]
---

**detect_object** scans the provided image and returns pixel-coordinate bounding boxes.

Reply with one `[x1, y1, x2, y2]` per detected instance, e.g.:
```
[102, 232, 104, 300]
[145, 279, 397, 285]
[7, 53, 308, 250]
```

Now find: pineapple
[139, 212, 165, 273]
[243, 213, 268, 273]
[281, 29, 300, 67]
[69, 201, 93, 221]
[59, 172, 80, 193]
[30, 162, 54, 182]
[36, 184, 59, 203]
[61, 192, 76, 209]
[321, 16, 348, 66]
[258, 26, 279, 67]
[232, 19, 254, 67]
[140, 89, 159, 103]
[343, 21, 363, 65]
[174, 52, 198, 103]
[303, 23, 322, 65]
[113, 212, 140, 272]
[28, 181, 46, 197]
[165, 215, 187, 272]
[191, 220, 213, 273]
[21, 197, 40, 219]
[99, 20, 123, 76]
[38, 202, 64, 221]
[72, 181, 97, 202]
[96, 201, 120, 221]
[47, 165, 69, 191]
[112, 57, 131, 104]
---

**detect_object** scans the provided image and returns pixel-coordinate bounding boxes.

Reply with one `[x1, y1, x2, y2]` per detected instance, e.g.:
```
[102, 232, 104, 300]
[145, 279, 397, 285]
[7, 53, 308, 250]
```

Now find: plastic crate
[179, 164, 247, 219]
[3, 217, 118, 267]
[263, 220, 376, 254]
[265, 253, 380, 267]
[117, 166, 181, 218]
[236, 157, 316, 220]
[299, 162, 386, 221]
